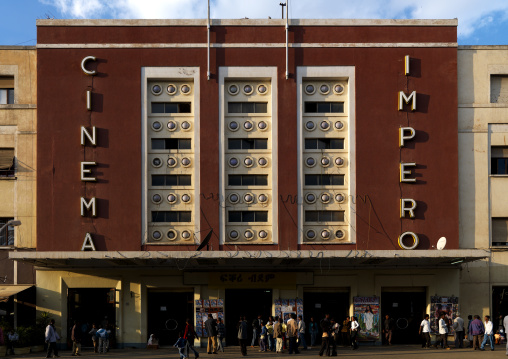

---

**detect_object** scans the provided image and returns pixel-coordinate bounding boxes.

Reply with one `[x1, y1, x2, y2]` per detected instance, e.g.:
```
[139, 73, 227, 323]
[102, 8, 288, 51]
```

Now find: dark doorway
[381, 290, 426, 344]
[225, 289, 272, 346]
[492, 287, 508, 332]
[147, 290, 194, 347]
[67, 288, 116, 348]
[303, 290, 350, 345]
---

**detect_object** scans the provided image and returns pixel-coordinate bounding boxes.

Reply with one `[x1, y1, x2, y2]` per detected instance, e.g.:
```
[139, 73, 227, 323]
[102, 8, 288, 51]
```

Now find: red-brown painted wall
[37, 24, 458, 251]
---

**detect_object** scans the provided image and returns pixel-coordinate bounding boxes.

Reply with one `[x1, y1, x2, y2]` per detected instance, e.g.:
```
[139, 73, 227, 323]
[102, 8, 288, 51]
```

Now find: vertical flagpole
[207, 0, 210, 80]
[285, 0, 289, 79]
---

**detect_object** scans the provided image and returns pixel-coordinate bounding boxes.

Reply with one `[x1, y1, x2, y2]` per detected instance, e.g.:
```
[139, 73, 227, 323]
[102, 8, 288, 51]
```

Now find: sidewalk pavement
[14, 344, 508, 358]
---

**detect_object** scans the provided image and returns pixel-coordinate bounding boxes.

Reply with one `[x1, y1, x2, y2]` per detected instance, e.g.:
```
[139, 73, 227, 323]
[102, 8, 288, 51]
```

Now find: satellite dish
[196, 230, 213, 251]
[437, 237, 447, 250]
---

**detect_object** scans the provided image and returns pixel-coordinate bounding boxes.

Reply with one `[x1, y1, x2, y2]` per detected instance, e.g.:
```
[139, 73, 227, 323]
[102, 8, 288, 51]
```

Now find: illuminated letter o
[398, 231, 419, 250]
[81, 56, 97, 76]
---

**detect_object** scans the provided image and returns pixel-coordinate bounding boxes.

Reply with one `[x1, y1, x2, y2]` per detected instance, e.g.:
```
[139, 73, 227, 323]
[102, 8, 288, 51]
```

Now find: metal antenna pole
[279, 2, 286, 19]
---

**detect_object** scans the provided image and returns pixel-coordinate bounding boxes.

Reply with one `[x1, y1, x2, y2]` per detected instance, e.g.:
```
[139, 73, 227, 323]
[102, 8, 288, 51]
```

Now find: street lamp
[0, 219, 21, 235]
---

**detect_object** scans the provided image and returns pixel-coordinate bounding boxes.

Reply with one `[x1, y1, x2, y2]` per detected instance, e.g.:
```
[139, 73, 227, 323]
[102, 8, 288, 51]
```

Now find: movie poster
[195, 299, 224, 337]
[275, 298, 303, 323]
[431, 296, 459, 334]
[353, 297, 380, 341]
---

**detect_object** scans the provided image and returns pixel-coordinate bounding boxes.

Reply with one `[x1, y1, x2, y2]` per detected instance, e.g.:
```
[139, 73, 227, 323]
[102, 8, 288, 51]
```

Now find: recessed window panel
[491, 147, 508, 175]
[305, 211, 344, 222]
[228, 211, 268, 222]
[304, 102, 344, 113]
[151, 139, 192, 150]
[305, 138, 344, 150]
[152, 175, 192, 186]
[151, 211, 192, 223]
[228, 102, 268, 113]
[151, 102, 191, 114]
[228, 138, 268, 150]
[228, 175, 268, 186]
[305, 174, 344, 186]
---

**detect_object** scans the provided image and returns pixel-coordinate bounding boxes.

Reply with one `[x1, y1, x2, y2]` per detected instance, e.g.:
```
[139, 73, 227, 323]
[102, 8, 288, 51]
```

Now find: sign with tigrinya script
[209, 272, 296, 289]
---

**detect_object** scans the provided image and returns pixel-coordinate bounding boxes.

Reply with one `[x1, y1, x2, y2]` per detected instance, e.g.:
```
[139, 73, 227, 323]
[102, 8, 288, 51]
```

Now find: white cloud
[39, 0, 508, 39]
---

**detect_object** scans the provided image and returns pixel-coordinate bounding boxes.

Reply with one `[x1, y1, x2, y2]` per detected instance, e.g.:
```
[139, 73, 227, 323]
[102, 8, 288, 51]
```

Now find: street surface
[14, 344, 508, 358]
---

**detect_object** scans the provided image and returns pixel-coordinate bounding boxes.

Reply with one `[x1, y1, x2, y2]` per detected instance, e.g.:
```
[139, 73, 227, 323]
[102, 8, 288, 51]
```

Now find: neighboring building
[458, 46, 508, 322]
[11, 19, 486, 347]
[0, 46, 37, 327]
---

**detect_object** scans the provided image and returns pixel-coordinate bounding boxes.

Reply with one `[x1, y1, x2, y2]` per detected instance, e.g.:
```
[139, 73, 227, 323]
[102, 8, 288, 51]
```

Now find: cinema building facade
[10, 19, 488, 346]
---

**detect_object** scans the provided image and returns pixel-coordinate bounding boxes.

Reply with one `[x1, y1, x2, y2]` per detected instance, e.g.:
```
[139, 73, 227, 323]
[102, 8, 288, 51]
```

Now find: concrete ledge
[9, 249, 489, 269]
[36, 19, 458, 27]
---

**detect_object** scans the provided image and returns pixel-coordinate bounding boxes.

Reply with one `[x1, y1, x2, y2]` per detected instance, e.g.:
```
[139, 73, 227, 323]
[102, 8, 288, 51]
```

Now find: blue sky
[0, 0, 507, 46]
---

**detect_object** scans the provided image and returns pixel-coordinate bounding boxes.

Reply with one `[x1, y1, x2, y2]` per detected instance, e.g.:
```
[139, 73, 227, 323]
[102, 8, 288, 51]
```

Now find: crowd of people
[174, 313, 361, 358]
[419, 312, 507, 352]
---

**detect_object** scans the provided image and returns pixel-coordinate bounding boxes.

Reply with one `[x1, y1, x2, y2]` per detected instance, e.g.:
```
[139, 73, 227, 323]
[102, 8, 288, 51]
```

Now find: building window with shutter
[0, 76, 14, 104]
[0, 218, 14, 246]
[491, 147, 508, 175]
[0, 148, 15, 177]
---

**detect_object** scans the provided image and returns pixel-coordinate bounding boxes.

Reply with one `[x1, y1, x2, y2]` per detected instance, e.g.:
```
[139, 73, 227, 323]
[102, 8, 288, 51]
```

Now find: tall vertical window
[491, 147, 508, 175]
[491, 75, 508, 103]
[0, 148, 15, 177]
[0, 218, 14, 246]
[0, 76, 14, 104]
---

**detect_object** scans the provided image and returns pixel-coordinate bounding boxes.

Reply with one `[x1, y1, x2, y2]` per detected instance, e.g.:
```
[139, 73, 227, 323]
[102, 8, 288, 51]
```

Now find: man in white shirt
[297, 316, 307, 350]
[503, 314, 508, 355]
[419, 314, 431, 348]
[453, 313, 465, 348]
[350, 316, 359, 350]
[480, 315, 494, 351]
[434, 313, 450, 349]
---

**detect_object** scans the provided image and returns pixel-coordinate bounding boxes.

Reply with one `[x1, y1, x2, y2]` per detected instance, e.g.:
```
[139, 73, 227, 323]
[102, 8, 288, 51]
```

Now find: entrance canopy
[0, 285, 33, 300]
[10, 249, 488, 270]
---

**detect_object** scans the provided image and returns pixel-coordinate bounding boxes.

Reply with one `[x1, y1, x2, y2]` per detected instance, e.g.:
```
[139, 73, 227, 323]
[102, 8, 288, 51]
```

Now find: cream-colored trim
[218, 67, 278, 245]
[10, 249, 488, 260]
[141, 67, 200, 245]
[297, 66, 356, 245]
[36, 19, 458, 27]
[37, 42, 457, 49]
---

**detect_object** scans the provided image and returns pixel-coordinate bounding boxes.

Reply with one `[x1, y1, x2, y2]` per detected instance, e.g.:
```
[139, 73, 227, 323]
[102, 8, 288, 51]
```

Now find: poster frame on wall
[353, 296, 380, 341]
[195, 299, 224, 337]
[430, 296, 459, 334]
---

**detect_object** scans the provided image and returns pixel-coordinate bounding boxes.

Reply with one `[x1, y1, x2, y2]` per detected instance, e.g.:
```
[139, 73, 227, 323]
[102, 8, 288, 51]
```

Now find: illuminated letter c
[81, 56, 97, 76]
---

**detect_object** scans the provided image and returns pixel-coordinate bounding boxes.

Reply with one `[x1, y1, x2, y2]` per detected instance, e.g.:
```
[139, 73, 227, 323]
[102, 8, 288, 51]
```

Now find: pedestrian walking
[89, 323, 98, 353]
[251, 315, 261, 347]
[452, 313, 465, 348]
[341, 317, 351, 347]
[433, 313, 450, 349]
[6, 329, 18, 355]
[174, 332, 187, 359]
[274, 317, 283, 353]
[45, 319, 60, 358]
[309, 317, 318, 348]
[259, 322, 267, 352]
[350, 316, 359, 350]
[469, 315, 485, 350]
[319, 314, 331, 357]
[96, 325, 109, 354]
[480, 315, 494, 351]
[503, 313, 508, 355]
[419, 314, 431, 348]
[286, 313, 300, 354]
[204, 314, 218, 354]
[383, 314, 395, 345]
[184, 318, 200, 358]
[266, 319, 275, 351]
[238, 316, 248, 356]
[71, 320, 82, 356]
[329, 318, 338, 355]
[467, 315, 473, 347]
[216, 318, 225, 353]
[297, 315, 307, 350]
